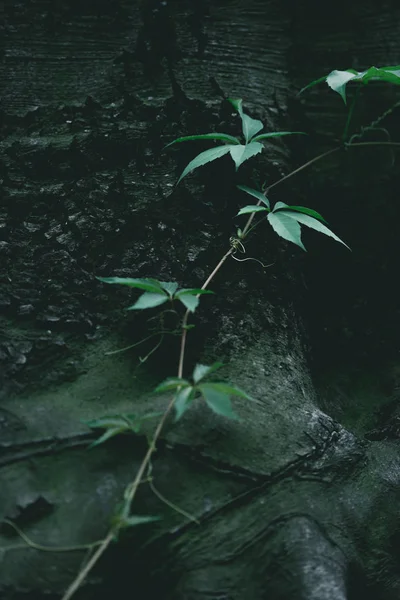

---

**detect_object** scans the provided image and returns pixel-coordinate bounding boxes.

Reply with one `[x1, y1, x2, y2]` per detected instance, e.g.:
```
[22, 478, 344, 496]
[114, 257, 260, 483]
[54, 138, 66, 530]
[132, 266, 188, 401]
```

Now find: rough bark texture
[1, 1, 400, 599]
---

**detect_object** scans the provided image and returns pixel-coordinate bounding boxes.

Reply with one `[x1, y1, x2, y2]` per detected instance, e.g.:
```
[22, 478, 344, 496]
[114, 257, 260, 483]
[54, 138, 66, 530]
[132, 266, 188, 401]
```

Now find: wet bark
[1, 1, 400, 598]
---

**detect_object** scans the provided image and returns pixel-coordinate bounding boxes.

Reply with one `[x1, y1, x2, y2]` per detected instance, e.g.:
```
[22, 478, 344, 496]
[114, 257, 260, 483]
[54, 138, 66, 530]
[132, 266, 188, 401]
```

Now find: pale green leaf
[118, 515, 161, 529]
[229, 142, 263, 170]
[326, 70, 358, 103]
[272, 201, 289, 211]
[126, 292, 168, 310]
[241, 114, 264, 143]
[251, 131, 306, 142]
[237, 205, 269, 216]
[155, 377, 190, 393]
[192, 362, 223, 384]
[237, 185, 270, 209]
[201, 382, 253, 399]
[174, 387, 195, 421]
[178, 294, 199, 312]
[178, 145, 232, 183]
[89, 427, 128, 449]
[159, 281, 179, 296]
[198, 384, 240, 420]
[267, 212, 306, 251]
[85, 415, 136, 430]
[280, 211, 350, 249]
[97, 277, 163, 294]
[165, 133, 240, 148]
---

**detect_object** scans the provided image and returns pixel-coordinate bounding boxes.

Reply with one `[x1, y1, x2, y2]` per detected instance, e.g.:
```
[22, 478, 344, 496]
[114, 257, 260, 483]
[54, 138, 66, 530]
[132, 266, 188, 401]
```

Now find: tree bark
[1, 1, 400, 598]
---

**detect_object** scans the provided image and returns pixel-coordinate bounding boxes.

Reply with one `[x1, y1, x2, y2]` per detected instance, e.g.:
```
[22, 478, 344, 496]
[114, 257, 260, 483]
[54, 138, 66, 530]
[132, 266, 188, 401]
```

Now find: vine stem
[61, 138, 400, 600]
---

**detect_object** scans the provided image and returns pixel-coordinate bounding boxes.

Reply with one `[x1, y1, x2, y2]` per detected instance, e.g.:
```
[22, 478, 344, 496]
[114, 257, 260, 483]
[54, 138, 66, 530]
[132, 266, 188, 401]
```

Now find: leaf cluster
[155, 362, 253, 421]
[97, 277, 213, 313]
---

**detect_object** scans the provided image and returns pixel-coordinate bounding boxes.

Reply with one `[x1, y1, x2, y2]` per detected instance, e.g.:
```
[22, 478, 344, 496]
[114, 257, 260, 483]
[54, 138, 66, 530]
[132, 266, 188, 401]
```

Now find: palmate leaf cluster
[155, 362, 253, 421]
[97, 277, 213, 312]
[166, 98, 304, 182]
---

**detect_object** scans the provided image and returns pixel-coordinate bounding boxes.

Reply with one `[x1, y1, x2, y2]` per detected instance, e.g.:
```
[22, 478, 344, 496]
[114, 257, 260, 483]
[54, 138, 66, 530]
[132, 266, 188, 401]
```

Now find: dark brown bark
[1, 1, 400, 599]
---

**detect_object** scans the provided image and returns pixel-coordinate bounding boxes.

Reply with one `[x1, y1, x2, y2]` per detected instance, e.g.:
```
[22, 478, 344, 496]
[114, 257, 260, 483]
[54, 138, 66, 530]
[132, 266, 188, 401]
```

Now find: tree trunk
[1, 1, 400, 598]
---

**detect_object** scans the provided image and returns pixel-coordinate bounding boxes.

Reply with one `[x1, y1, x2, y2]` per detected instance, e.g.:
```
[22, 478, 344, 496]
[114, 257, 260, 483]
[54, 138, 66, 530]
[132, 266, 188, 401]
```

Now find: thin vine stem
[61, 137, 400, 600]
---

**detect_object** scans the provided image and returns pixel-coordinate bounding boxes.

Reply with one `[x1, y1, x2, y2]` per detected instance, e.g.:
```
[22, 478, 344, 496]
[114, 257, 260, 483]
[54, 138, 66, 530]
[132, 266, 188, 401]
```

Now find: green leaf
[159, 281, 179, 296]
[326, 69, 358, 103]
[267, 211, 306, 251]
[192, 362, 223, 384]
[298, 74, 331, 95]
[227, 98, 244, 115]
[177, 294, 199, 312]
[280, 211, 350, 249]
[176, 288, 214, 296]
[237, 205, 269, 216]
[155, 377, 190, 393]
[97, 277, 163, 294]
[229, 143, 263, 170]
[272, 201, 290, 212]
[237, 185, 270, 209]
[278, 205, 327, 223]
[174, 386, 195, 421]
[165, 133, 240, 148]
[198, 384, 240, 420]
[201, 382, 253, 399]
[89, 427, 128, 448]
[251, 131, 306, 142]
[241, 114, 264, 143]
[178, 145, 232, 183]
[126, 292, 168, 310]
[117, 515, 161, 529]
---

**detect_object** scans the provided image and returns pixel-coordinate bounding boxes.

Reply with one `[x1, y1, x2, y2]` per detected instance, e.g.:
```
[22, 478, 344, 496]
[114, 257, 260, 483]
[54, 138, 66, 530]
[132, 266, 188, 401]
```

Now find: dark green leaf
[278, 205, 327, 223]
[192, 362, 223, 384]
[175, 288, 214, 296]
[251, 131, 306, 142]
[237, 185, 270, 209]
[97, 277, 163, 294]
[267, 212, 306, 251]
[165, 133, 240, 148]
[155, 377, 190, 393]
[174, 387, 195, 421]
[229, 142, 263, 170]
[198, 384, 240, 420]
[85, 415, 137, 430]
[227, 98, 244, 116]
[178, 146, 232, 183]
[237, 205, 269, 216]
[126, 292, 168, 310]
[280, 211, 350, 249]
